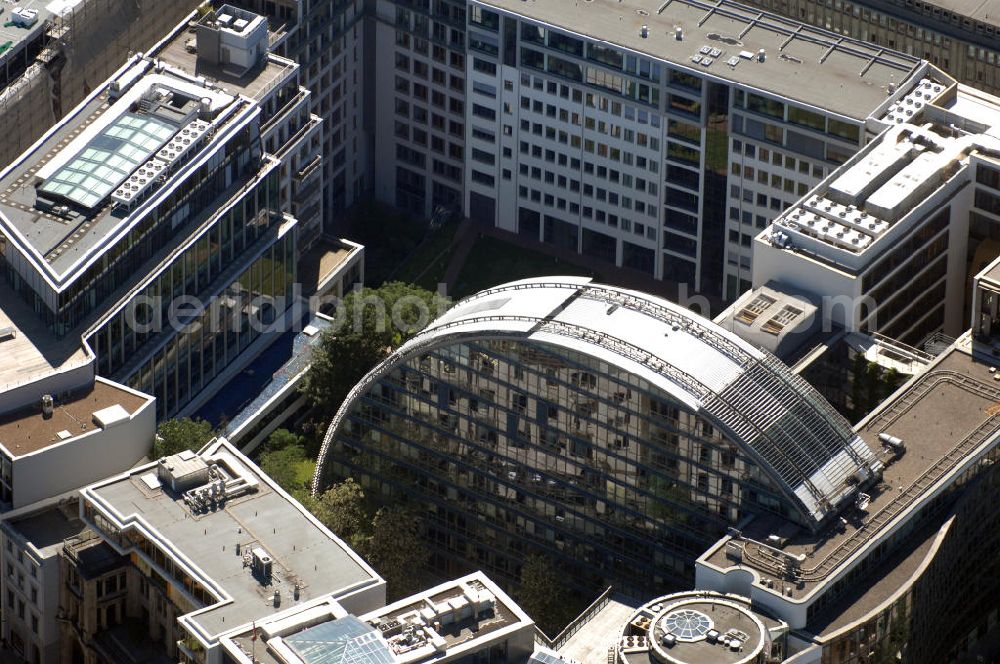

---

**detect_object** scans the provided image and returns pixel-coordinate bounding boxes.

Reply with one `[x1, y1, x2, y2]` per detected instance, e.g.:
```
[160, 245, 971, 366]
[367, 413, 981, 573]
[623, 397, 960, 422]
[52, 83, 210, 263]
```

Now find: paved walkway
[558, 596, 639, 664]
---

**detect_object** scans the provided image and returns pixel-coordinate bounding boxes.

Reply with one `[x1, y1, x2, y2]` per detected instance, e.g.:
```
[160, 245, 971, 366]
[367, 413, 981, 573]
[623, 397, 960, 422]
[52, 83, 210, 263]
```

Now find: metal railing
[458, 280, 754, 367]
[533, 586, 615, 650]
[868, 331, 937, 364]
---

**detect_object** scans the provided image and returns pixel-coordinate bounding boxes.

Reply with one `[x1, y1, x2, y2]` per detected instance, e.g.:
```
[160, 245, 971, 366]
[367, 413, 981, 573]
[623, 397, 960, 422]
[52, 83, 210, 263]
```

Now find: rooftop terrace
[0, 56, 244, 283]
[928, 0, 1000, 29]
[154, 19, 296, 102]
[479, 0, 923, 120]
[0, 278, 90, 395]
[223, 572, 531, 664]
[364, 575, 524, 659]
[804, 517, 944, 637]
[615, 592, 786, 664]
[765, 84, 1000, 268]
[0, 378, 150, 457]
[701, 338, 1000, 600]
[83, 439, 380, 643]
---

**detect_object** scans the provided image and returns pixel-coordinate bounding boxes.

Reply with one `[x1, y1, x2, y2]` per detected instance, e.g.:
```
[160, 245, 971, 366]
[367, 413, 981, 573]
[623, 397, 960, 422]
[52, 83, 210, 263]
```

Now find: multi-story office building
[371, 0, 470, 220]
[753, 78, 1000, 345]
[313, 277, 881, 598]
[63, 437, 385, 664]
[0, 0, 203, 170]
[239, 0, 946, 299]
[227, 0, 371, 223]
[217, 571, 536, 664]
[0, 5, 364, 422]
[661, 255, 1000, 664]
[461, 0, 935, 297]
[695, 326, 1000, 663]
[724, 0, 1000, 93]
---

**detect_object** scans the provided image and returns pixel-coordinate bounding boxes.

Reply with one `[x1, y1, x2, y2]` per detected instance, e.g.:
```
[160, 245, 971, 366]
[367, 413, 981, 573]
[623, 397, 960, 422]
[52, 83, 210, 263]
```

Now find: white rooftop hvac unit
[11, 8, 39, 28]
[251, 547, 273, 583]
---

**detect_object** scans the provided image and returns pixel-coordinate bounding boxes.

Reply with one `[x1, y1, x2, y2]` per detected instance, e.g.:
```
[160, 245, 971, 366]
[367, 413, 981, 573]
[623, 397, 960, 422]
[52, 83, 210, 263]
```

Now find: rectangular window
[470, 6, 500, 30]
[521, 48, 545, 70]
[669, 69, 702, 92]
[668, 120, 701, 145]
[787, 106, 826, 131]
[746, 92, 785, 120]
[828, 118, 861, 142]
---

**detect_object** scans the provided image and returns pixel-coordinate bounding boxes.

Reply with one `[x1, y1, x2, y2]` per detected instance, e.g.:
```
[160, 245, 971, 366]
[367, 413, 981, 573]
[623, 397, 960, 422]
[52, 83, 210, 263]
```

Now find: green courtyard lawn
[391, 218, 461, 290]
[452, 235, 601, 299]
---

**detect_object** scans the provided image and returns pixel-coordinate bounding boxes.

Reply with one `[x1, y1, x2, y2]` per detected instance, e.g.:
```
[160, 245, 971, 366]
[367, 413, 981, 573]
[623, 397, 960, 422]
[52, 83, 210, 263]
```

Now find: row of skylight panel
[38, 113, 178, 209]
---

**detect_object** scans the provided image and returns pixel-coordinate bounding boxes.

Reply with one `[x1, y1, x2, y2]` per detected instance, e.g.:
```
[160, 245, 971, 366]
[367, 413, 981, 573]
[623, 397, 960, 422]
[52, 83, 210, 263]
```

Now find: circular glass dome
[660, 608, 714, 642]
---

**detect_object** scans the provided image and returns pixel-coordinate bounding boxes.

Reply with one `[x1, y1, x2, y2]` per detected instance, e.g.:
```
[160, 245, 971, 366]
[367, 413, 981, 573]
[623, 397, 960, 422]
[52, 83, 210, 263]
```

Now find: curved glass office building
[315, 278, 880, 597]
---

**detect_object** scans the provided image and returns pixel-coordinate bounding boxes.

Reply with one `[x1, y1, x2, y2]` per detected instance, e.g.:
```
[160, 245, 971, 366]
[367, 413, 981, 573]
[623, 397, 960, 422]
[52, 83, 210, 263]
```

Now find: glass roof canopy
[284, 616, 395, 664]
[38, 112, 178, 209]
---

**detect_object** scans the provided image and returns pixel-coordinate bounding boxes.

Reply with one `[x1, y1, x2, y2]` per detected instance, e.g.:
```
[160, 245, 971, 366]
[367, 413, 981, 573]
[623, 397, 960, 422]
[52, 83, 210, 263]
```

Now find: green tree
[301, 282, 450, 410]
[154, 418, 214, 458]
[517, 555, 570, 637]
[308, 481, 429, 598]
[259, 443, 307, 494]
[311, 479, 369, 550]
[880, 367, 902, 401]
[260, 428, 303, 454]
[361, 505, 430, 599]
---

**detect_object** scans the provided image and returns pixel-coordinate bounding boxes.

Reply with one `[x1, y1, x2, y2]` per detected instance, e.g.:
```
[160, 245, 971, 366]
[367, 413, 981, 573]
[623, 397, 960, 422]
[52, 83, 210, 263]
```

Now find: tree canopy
[310, 479, 430, 599]
[517, 555, 579, 637]
[260, 427, 303, 454]
[362, 505, 430, 598]
[310, 478, 368, 550]
[301, 282, 450, 411]
[154, 418, 215, 459]
[259, 443, 307, 494]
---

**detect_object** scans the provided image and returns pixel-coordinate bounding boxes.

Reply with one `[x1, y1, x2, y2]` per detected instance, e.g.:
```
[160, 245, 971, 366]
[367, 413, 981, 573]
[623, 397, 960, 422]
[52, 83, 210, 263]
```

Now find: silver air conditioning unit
[251, 547, 273, 583]
[878, 432, 906, 454]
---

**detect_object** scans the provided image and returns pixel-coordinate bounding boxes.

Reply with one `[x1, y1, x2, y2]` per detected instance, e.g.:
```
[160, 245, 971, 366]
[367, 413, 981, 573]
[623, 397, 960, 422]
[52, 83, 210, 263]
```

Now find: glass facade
[322, 337, 795, 598]
[0, 123, 263, 337]
[73, 158, 291, 420]
[116, 229, 296, 420]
